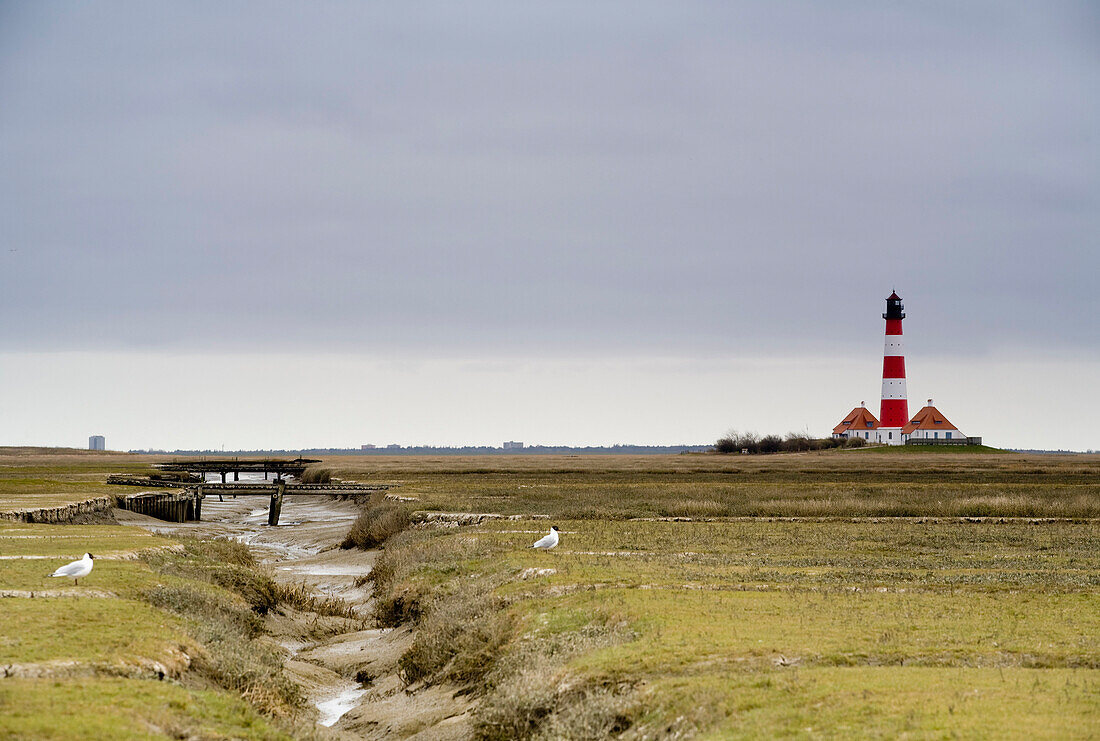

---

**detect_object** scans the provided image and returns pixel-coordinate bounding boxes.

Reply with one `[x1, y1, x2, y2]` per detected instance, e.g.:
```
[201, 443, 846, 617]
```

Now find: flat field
[320, 449, 1100, 518]
[0, 521, 298, 739]
[0, 448, 158, 512]
[2, 448, 1098, 738]
[0, 453, 326, 741]
[342, 450, 1100, 739]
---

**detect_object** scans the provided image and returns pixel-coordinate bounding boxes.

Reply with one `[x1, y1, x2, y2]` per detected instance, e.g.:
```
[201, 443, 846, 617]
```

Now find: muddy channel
[117, 493, 472, 740]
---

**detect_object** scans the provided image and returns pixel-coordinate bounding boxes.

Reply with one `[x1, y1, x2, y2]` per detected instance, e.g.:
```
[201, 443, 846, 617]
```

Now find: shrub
[781, 432, 816, 452]
[143, 584, 301, 716]
[148, 556, 280, 615]
[144, 584, 263, 638]
[189, 620, 303, 716]
[475, 623, 638, 740]
[398, 577, 512, 685]
[714, 430, 759, 454]
[758, 435, 783, 454]
[714, 436, 738, 454]
[716, 430, 849, 454]
[535, 686, 636, 741]
[340, 493, 411, 550]
[270, 581, 359, 620]
[367, 529, 453, 627]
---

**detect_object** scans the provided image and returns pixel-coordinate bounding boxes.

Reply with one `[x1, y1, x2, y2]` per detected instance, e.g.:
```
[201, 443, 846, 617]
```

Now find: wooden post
[234, 470, 239, 482]
[220, 471, 226, 484]
[194, 486, 203, 520]
[268, 481, 285, 526]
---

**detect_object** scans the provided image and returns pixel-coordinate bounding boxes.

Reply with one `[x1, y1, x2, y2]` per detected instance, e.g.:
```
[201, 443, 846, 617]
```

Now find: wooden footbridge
[152, 457, 323, 483]
[113, 479, 393, 525]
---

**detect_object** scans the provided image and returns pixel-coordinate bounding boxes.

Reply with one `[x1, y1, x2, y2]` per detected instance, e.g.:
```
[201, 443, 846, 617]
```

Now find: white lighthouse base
[875, 428, 904, 445]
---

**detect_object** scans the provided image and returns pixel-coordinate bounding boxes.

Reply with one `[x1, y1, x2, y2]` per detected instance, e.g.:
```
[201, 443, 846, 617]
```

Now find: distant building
[386, 443, 402, 450]
[902, 400, 964, 442]
[502, 441, 524, 450]
[361, 444, 376, 450]
[88, 435, 105, 451]
[832, 403, 878, 441]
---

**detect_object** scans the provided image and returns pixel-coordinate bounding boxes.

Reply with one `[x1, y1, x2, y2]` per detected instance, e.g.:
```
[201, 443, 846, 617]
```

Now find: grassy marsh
[0, 514, 337, 738]
[316, 450, 1100, 519]
[372, 518, 1100, 738]
[347, 450, 1099, 739]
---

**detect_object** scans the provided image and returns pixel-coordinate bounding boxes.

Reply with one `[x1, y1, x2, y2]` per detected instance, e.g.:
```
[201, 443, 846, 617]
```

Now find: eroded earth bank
[119, 493, 472, 740]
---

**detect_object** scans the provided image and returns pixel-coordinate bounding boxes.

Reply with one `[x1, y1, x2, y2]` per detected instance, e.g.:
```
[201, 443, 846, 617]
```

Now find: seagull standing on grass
[531, 526, 559, 550]
[49, 553, 94, 585]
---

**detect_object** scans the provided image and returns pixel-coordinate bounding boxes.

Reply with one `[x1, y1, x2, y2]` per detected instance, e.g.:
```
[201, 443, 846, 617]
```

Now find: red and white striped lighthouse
[878, 291, 909, 443]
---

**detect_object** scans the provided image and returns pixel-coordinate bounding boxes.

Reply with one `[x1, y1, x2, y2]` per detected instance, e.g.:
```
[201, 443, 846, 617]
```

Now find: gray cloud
[2, 1, 1097, 357]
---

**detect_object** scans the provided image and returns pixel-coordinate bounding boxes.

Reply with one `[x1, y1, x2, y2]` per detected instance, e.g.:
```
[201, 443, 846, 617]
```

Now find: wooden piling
[268, 481, 285, 526]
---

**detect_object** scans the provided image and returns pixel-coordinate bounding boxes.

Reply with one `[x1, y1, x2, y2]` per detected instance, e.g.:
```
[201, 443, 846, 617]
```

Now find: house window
[866, 422, 873, 428]
[865, 432, 869, 439]
[888, 432, 892, 439]
[934, 432, 938, 439]
[946, 432, 952, 440]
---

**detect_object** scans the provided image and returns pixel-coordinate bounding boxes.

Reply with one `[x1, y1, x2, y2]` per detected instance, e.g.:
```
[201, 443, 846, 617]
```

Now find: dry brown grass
[306, 450, 1100, 520]
[311, 450, 1100, 478]
[339, 492, 411, 549]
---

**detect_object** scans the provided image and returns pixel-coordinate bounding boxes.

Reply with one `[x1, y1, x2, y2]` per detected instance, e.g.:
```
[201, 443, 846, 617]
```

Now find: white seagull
[531, 526, 560, 550]
[49, 553, 94, 585]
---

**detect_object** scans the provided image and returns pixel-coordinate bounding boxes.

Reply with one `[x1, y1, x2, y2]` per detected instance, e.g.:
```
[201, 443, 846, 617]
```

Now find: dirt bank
[117, 494, 473, 738]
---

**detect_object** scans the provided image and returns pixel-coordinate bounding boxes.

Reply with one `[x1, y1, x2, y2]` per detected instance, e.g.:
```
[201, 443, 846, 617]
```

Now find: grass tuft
[475, 623, 638, 740]
[398, 577, 513, 685]
[340, 492, 411, 550]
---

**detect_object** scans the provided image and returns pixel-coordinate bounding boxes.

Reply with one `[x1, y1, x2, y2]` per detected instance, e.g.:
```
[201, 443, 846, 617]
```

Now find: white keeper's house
[901, 400, 964, 442]
[833, 399, 969, 445]
[832, 402, 879, 442]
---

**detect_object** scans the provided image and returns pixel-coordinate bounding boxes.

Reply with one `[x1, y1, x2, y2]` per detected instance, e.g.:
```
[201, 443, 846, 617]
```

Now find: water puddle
[316, 685, 368, 727]
[277, 563, 367, 577]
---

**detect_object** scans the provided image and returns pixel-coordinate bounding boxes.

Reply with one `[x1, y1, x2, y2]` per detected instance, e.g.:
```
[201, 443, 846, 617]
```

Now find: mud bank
[117, 495, 473, 739]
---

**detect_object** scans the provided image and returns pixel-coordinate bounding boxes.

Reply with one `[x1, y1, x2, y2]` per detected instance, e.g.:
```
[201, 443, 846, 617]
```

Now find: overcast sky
[1, 2, 1097, 450]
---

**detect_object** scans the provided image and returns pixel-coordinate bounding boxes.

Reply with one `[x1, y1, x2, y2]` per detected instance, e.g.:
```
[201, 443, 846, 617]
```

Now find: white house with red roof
[901, 399, 964, 442]
[833, 400, 967, 444]
[832, 402, 879, 442]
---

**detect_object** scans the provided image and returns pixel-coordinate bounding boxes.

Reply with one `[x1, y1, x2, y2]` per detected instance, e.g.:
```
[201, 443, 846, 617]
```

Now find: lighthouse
[878, 291, 909, 444]
[830, 292, 980, 446]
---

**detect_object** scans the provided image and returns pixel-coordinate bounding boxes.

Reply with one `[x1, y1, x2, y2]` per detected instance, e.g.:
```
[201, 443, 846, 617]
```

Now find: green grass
[0, 558, 187, 596]
[371, 515, 1100, 739]
[0, 678, 294, 740]
[4, 449, 1098, 738]
[0, 450, 161, 513]
[0, 522, 166, 557]
[661, 667, 1098, 740]
[0, 598, 191, 666]
[0, 512, 320, 736]
[0, 478, 121, 512]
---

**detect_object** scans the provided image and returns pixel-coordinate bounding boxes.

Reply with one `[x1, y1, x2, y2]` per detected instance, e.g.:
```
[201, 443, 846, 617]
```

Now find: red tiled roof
[901, 405, 958, 434]
[833, 406, 880, 435]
